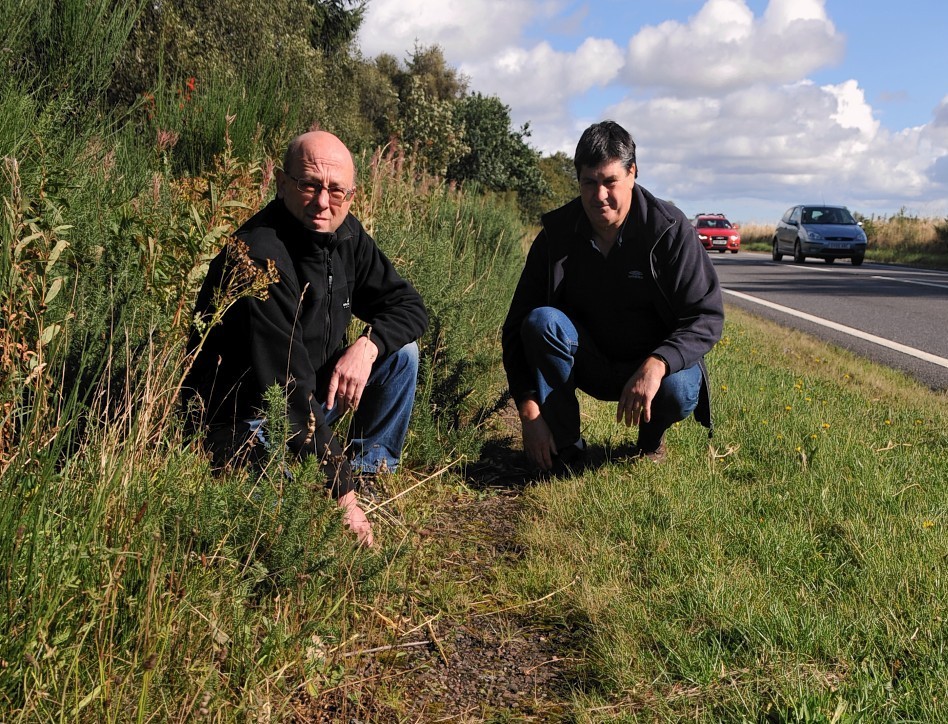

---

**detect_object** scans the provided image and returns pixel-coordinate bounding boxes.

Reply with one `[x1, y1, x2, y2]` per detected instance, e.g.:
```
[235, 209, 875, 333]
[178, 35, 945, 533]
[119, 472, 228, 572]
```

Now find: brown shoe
[639, 440, 668, 463]
[628, 437, 667, 463]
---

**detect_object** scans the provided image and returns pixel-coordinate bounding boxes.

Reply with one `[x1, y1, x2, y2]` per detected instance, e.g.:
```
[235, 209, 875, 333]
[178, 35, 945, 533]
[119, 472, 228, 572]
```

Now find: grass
[0, 125, 524, 719]
[497, 306, 948, 721]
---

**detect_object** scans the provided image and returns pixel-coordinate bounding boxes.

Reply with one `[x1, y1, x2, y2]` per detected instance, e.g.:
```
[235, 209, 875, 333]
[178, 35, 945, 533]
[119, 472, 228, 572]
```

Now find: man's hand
[338, 490, 375, 546]
[326, 335, 379, 412]
[617, 355, 667, 427]
[519, 398, 558, 471]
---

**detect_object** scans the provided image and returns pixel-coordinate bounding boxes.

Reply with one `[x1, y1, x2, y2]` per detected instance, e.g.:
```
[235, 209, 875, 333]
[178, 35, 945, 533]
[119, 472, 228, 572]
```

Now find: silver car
[773, 205, 867, 266]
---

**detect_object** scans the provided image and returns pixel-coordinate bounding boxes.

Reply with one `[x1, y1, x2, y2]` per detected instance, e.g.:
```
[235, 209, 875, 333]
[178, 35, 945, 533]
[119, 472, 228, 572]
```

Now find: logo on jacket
[627, 270, 644, 280]
[343, 298, 351, 309]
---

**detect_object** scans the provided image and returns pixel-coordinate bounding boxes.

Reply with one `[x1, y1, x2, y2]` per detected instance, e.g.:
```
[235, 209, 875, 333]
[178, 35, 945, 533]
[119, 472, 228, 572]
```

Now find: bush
[354, 146, 526, 468]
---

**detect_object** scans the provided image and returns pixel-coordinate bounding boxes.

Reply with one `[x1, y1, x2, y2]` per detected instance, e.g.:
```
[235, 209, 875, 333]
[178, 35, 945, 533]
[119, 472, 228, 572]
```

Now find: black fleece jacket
[502, 185, 723, 430]
[184, 199, 427, 495]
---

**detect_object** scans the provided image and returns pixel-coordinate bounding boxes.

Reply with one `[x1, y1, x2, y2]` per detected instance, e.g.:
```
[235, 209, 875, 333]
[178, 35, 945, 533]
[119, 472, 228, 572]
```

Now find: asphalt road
[709, 250, 948, 391]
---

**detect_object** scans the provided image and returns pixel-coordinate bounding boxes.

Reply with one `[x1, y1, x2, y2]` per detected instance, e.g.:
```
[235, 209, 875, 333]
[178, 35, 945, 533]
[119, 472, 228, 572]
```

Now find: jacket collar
[267, 198, 354, 251]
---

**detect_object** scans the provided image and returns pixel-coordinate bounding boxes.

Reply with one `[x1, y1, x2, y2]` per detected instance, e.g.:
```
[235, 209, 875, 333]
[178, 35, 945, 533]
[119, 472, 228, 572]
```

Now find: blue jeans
[322, 341, 420, 474]
[236, 341, 419, 475]
[520, 307, 700, 451]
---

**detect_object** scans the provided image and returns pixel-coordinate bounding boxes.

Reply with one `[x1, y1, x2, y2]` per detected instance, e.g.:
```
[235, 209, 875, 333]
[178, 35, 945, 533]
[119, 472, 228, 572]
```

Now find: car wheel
[731, 249, 739, 254]
[772, 239, 783, 261]
[851, 254, 864, 266]
[824, 257, 835, 264]
[718, 249, 726, 254]
[793, 241, 806, 263]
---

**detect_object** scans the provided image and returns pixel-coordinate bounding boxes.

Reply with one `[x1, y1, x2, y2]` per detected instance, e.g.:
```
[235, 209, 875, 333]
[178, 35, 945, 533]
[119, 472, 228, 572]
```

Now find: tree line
[1, 0, 576, 220]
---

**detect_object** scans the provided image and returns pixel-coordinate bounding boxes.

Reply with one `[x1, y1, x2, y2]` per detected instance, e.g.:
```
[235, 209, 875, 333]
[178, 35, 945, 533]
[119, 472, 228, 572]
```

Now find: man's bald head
[276, 131, 357, 233]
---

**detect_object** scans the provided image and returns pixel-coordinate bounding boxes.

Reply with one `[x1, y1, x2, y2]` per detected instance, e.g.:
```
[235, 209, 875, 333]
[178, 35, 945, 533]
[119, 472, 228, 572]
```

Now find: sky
[356, 0, 948, 223]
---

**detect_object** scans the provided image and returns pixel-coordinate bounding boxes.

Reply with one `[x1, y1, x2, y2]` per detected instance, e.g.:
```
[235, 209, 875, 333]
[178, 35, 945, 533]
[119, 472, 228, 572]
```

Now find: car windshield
[700, 218, 731, 229]
[802, 207, 856, 225]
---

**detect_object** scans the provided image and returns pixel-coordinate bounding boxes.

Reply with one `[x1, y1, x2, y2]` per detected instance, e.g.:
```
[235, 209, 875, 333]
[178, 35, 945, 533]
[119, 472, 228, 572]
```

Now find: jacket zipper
[326, 254, 334, 359]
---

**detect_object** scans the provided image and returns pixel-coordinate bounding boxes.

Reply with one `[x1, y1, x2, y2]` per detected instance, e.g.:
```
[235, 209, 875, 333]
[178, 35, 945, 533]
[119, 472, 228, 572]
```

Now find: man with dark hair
[502, 120, 723, 471]
[184, 130, 428, 545]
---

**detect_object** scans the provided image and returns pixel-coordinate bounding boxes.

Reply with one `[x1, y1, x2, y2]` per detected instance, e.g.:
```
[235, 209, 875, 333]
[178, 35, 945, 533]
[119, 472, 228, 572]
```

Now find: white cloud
[459, 37, 623, 122]
[355, 0, 948, 219]
[623, 0, 844, 93]
[605, 78, 948, 217]
[356, 0, 545, 59]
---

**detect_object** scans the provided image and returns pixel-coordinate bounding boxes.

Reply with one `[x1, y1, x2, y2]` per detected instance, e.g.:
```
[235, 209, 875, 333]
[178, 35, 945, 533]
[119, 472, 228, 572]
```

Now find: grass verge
[490, 306, 948, 721]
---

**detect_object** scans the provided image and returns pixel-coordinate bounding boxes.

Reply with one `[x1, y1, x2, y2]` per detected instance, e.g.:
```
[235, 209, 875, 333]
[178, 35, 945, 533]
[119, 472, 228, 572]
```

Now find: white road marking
[722, 288, 948, 369]
[872, 275, 948, 290]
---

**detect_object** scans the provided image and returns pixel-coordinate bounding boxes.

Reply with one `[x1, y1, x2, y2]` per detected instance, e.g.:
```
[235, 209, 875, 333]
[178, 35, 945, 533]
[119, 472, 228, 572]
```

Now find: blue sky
[357, 0, 948, 223]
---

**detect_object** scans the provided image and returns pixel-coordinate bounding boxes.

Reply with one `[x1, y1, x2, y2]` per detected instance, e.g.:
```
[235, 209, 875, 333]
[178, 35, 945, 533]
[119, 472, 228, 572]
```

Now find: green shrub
[355, 148, 525, 468]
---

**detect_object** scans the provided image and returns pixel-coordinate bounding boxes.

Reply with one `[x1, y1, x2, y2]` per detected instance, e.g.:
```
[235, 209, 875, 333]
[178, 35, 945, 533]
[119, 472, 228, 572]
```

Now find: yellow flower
[785, 405, 792, 411]
[923, 520, 935, 529]
[822, 423, 830, 429]
[721, 385, 728, 391]
[884, 419, 892, 425]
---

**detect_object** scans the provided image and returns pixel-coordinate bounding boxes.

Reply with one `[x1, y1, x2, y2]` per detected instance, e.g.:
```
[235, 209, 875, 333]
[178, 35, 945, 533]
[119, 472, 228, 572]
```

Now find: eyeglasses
[283, 172, 355, 203]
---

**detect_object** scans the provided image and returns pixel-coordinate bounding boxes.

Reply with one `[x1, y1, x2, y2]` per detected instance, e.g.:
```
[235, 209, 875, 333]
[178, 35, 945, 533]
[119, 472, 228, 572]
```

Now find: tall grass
[354, 146, 525, 467]
[1, 77, 526, 716]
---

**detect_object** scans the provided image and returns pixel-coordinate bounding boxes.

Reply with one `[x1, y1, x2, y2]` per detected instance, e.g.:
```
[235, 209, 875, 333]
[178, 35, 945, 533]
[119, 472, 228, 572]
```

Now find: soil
[292, 409, 578, 722]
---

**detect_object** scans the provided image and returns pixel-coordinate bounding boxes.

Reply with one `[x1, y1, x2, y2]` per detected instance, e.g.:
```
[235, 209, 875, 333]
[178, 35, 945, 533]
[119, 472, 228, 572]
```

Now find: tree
[404, 45, 468, 103]
[520, 151, 577, 222]
[309, 0, 365, 54]
[447, 94, 545, 209]
[392, 76, 468, 176]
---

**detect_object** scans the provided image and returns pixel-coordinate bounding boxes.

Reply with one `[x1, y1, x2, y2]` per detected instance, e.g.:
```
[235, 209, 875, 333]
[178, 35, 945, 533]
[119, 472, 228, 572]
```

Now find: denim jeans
[231, 341, 419, 475]
[520, 306, 700, 451]
[322, 341, 419, 474]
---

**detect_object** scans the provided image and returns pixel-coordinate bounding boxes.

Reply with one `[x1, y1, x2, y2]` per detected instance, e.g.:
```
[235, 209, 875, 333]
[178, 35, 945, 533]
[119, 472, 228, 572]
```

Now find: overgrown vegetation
[4, 0, 948, 719]
[1, 0, 524, 715]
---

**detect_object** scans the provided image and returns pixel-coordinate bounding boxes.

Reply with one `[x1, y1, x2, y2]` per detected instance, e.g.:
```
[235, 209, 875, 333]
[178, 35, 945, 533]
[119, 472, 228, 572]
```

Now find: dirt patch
[292, 419, 576, 721]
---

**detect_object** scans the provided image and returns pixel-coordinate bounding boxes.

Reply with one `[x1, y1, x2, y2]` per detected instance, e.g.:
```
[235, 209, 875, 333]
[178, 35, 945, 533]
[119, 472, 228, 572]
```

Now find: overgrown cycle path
[300, 404, 576, 721]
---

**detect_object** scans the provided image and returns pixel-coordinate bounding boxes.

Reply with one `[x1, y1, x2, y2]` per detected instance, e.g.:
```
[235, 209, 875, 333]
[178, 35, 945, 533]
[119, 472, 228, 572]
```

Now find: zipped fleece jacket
[502, 184, 724, 431]
[183, 199, 428, 494]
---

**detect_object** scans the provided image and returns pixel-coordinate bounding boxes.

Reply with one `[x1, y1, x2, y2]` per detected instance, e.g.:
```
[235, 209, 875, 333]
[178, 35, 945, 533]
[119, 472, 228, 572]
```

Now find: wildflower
[843, 374, 851, 380]
[785, 405, 792, 411]
[721, 385, 728, 391]
[884, 419, 892, 425]
[923, 520, 935, 529]
[821, 423, 830, 429]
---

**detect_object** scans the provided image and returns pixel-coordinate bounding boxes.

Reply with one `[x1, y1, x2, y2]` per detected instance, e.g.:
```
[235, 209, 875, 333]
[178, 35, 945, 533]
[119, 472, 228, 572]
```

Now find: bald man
[184, 131, 428, 546]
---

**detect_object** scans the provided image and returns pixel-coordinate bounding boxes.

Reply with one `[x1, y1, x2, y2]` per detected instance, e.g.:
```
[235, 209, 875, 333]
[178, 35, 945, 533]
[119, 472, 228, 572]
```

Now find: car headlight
[730, 235, 740, 242]
[806, 230, 823, 240]
[697, 233, 708, 241]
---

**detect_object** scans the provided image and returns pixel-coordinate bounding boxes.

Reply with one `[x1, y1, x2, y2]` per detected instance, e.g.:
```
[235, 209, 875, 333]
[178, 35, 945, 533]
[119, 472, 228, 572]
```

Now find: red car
[692, 213, 741, 253]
